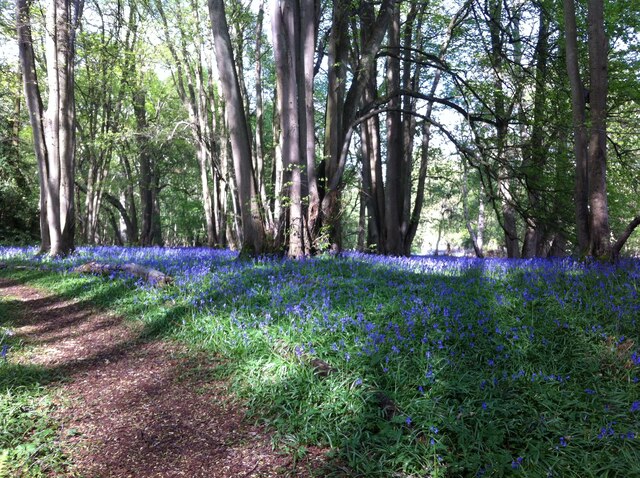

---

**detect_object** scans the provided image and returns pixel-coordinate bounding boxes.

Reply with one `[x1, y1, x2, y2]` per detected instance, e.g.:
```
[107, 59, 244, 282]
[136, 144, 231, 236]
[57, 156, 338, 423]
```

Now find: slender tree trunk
[120, 154, 139, 243]
[488, 0, 519, 258]
[360, 85, 384, 251]
[586, 0, 610, 258]
[133, 88, 155, 246]
[404, 2, 469, 254]
[254, 2, 272, 232]
[563, 0, 590, 254]
[301, 0, 320, 245]
[522, 7, 549, 258]
[322, 0, 349, 252]
[272, 0, 305, 258]
[383, 2, 403, 255]
[319, 0, 394, 252]
[209, 0, 265, 256]
[16, 0, 50, 253]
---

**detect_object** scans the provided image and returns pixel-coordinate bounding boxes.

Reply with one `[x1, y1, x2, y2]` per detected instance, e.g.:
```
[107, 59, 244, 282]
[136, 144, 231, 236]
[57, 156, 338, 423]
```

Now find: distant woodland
[1, 0, 639, 258]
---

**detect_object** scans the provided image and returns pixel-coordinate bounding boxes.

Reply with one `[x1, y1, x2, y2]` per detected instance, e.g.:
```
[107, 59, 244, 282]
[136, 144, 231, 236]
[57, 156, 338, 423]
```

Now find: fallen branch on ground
[71, 262, 173, 286]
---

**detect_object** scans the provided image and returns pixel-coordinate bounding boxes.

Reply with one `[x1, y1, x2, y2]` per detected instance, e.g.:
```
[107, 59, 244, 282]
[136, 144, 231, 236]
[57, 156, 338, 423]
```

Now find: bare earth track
[0, 277, 329, 477]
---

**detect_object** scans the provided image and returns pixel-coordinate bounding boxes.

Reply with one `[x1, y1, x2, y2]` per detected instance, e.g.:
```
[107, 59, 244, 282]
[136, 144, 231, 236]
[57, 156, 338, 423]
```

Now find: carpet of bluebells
[1, 246, 640, 477]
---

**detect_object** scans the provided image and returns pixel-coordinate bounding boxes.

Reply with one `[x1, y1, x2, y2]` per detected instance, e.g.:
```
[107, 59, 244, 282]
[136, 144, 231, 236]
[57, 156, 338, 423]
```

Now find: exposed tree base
[71, 261, 173, 286]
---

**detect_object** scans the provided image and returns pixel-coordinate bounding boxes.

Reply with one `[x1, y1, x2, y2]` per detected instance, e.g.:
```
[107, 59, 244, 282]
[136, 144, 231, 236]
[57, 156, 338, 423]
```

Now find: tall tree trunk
[522, 7, 549, 258]
[254, 2, 272, 232]
[488, 0, 519, 258]
[586, 0, 610, 258]
[301, 0, 320, 246]
[383, 2, 403, 255]
[272, 0, 305, 258]
[16, 0, 50, 253]
[133, 88, 156, 246]
[563, 0, 590, 254]
[320, 0, 393, 252]
[322, 0, 349, 252]
[209, 0, 265, 256]
[18, 0, 82, 256]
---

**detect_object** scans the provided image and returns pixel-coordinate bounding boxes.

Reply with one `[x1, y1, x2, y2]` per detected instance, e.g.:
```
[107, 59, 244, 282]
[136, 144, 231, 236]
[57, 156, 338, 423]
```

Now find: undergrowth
[1, 246, 639, 477]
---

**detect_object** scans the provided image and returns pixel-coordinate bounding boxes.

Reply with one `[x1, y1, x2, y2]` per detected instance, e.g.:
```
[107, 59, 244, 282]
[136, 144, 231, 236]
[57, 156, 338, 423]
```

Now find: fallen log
[71, 261, 173, 286]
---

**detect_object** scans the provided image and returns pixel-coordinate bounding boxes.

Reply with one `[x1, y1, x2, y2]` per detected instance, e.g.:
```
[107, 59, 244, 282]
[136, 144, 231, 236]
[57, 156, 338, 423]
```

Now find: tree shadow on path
[0, 276, 335, 477]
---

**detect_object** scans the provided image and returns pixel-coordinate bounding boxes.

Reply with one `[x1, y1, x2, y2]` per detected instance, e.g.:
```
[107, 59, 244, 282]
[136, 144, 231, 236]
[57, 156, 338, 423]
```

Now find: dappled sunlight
[2, 247, 640, 476]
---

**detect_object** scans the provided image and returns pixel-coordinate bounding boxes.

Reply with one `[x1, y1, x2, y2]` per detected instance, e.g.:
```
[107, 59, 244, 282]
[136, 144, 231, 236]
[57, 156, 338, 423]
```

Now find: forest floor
[0, 277, 329, 477]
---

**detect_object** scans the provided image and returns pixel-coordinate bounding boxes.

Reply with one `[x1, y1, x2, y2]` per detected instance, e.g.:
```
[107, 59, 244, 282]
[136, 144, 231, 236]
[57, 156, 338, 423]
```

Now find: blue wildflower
[511, 456, 523, 469]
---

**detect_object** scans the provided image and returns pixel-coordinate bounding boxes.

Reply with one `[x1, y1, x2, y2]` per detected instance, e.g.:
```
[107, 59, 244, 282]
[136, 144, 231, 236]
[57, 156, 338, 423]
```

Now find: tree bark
[320, 0, 394, 252]
[563, 0, 590, 254]
[272, 0, 305, 258]
[383, 2, 403, 256]
[586, 0, 610, 258]
[16, 0, 50, 253]
[209, 0, 266, 256]
[17, 0, 82, 256]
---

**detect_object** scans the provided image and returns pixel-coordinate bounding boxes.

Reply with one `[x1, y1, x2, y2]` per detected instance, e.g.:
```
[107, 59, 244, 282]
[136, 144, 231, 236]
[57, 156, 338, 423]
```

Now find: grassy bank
[1, 246, 639, 477]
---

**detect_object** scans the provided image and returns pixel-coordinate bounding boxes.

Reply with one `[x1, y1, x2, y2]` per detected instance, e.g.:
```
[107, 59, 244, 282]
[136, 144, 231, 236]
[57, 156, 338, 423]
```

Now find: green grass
[0, 296, 74, 477]
[1, 251, 639, 477]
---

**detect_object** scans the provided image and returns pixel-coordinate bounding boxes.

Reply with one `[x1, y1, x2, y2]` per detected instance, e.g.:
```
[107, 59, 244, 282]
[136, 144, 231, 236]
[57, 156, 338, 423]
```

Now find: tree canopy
[2, 0, 640, 258]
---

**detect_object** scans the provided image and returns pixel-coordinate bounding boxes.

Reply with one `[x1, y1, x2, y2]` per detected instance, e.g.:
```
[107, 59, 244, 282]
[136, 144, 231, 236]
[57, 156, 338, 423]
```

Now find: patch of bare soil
[0, 278, 332, 477]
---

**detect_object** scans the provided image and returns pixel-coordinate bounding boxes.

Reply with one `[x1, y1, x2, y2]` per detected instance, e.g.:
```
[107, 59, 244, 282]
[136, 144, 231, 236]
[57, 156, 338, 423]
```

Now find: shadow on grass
[2, 256, 638, 477]
[0, 271, 341, 477]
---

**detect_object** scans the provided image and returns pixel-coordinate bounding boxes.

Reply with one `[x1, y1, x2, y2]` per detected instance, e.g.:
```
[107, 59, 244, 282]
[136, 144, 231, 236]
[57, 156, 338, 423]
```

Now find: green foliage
[6, 247, 640, 476]
[0, 297, 72, 477]
[0, 65, 39, 245]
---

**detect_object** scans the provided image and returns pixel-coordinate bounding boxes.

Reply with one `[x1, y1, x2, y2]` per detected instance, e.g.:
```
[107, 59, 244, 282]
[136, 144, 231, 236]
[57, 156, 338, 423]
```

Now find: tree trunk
[488, 0, 519, 258]
[586, 0, 610, 258]
[383, 2, 403, 256]
[272, 0, 305, 258]
[563, 0, 590, 255]
[209, 0, 266, 256]
[522, 7, 549, 258]
[322, 0, 349, 252]
[254, 2, 272, 232]
[320, 0, 394, 252]
[133, 88, 155, 246]
[301, 0, 320, 246]
[16, 0, 51, 253]
[18, 0, 81, 256]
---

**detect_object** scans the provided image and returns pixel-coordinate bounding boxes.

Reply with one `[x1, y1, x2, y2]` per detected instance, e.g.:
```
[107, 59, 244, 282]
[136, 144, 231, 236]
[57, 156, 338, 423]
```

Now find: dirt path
[0, 278, 329, 477]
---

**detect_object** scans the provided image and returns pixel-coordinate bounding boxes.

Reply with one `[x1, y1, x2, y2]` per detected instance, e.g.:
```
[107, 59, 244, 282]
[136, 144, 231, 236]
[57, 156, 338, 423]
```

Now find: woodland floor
[0, 277, 330, 477]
